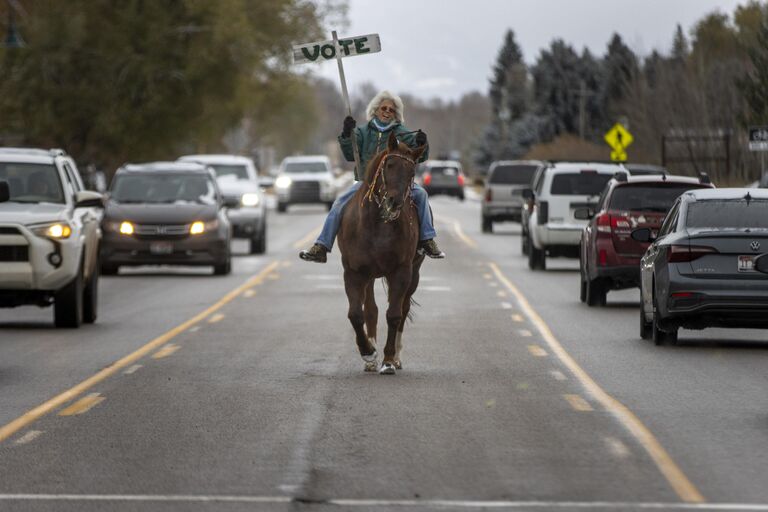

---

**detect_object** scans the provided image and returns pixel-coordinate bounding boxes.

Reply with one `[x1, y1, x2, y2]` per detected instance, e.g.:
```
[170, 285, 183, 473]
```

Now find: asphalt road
[0, 193, 766, 511]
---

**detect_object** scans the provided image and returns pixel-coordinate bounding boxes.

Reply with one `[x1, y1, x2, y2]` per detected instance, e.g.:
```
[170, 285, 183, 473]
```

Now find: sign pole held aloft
[332, 30, 362, 178]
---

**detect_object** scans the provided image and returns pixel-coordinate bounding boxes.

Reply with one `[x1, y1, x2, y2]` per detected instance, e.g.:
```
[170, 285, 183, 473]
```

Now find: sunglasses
[379, 106, 396, 114]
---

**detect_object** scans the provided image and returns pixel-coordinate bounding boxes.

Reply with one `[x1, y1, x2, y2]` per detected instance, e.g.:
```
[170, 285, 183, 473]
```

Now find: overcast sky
[312, 0, 748, 102]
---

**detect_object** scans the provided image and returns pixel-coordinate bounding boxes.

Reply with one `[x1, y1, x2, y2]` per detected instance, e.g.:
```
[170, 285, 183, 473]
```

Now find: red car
[578, 173, 713, 306]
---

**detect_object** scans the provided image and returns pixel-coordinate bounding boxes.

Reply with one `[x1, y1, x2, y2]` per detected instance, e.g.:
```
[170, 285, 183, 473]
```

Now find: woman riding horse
[299, 90, 445, 262]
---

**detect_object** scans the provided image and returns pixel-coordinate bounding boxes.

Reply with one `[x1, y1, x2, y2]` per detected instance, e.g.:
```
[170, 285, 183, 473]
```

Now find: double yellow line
[0, 260, 280, 444]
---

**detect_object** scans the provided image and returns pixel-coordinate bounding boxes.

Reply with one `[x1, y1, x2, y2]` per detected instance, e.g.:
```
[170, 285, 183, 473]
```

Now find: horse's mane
[361, 141, 411, 185]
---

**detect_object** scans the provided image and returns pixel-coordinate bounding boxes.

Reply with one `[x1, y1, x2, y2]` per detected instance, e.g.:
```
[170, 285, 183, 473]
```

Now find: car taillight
[485, 188, 492, 202]
[458, 174, 465, 186]
[537, 201, 548, 224]
[423, 173, 432, 186]
[668, 245, 718, 263]
[596, 213, 611, 234]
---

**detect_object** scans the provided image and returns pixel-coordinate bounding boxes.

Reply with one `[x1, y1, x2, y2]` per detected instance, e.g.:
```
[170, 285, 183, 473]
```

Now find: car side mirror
[754, 254, 768, 274]
[0, 180, 9, 203]
[574, 207, 593, 220]
[75, 190, 104, 208]
[522, 188, 534, 200]
[631, 228, 655, 243]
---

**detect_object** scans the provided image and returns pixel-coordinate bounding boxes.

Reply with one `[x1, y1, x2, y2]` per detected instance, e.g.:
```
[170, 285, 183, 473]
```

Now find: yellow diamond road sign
[604, 123, 633, 162]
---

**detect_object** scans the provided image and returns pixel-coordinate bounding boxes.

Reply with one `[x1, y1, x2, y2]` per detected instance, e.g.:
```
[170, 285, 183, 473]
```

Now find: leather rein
[361, 151, 417, 222]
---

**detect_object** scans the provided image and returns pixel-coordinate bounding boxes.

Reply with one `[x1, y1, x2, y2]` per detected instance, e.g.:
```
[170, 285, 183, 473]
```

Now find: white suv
[0, 148, 104, 327]
[275, 155, 336, 212]
[524, 162, 627, 270]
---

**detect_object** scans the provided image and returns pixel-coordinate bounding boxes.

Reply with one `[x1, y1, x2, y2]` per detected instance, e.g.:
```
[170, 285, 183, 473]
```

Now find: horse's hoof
[379, 363, 396, 375]
[394, 360, 402, 370]
[362, 350, 378, 372]
[364, 361, 378, 372]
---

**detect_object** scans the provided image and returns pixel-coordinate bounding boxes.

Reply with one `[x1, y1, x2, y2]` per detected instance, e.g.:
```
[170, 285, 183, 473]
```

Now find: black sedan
[100, 162, 232, 275]
[635, 188, 768, 345]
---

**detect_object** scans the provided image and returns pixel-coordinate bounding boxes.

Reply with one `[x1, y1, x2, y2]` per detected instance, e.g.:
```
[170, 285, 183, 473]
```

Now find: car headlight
[29, 222, 73, 239]
[119, 221, 135, 235]
[241, 193, 260, 207]
[189, 219, 219, 235]
[275, 176, 292, 189]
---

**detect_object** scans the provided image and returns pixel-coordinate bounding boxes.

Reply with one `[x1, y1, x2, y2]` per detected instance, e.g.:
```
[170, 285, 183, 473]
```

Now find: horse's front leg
[344, 270, 378, 371]
[380, 266, 412, 375]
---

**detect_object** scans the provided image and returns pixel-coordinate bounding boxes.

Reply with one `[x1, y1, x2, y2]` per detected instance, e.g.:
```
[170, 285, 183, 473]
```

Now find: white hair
[366, 90, 405, 124]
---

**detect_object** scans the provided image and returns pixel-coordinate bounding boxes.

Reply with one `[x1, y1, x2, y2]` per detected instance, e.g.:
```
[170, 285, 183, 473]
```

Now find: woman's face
[376, 99, 397, 123]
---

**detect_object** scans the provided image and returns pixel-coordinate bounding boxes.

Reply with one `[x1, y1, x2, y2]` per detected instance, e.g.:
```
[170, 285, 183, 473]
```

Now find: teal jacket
[338, 120, 429, 181]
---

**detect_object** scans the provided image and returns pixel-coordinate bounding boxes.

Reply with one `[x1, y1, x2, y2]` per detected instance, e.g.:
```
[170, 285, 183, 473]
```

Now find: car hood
[281, 172, 332, 182]
[106, 202, 216, 223]
[0, 202, 68, 225]
[217, 180, 260, 196]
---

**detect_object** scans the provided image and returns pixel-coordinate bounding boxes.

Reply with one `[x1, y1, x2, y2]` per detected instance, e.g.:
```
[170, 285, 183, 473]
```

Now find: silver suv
[0, 148, 104, 327]
[482, 160, 543, 232]
[275, 155, 336, 212]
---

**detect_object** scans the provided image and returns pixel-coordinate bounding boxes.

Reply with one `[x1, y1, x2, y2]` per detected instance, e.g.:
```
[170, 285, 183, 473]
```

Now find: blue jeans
[316, 182, 437, 250]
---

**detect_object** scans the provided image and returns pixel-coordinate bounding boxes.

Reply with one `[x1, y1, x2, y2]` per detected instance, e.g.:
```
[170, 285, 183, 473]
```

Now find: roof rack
[613, 172, 628, 182]
[698, 172, 711, 184]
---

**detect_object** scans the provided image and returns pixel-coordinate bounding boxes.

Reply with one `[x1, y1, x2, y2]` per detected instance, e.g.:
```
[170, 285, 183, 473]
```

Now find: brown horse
[337, 131, 427, 374]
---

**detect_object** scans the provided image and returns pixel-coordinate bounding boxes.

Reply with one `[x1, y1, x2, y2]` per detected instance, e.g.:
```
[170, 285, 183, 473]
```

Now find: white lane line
[489, 262, 704, 503]
[488, 281, 498, 287]
[419, 286, 451, 292]
[302, 275, 338, 280]
[527, 345, 547, 357]
[563, 394, 594, 412]
[511, 314, 524, 322]
[519, 329, 533, 337]
[496, 290, 508, 298]
[315, 284, 345, 289]
[605, 437, 632, 459]
[207, 313, 225, 324]
[123, 365, 142, 375]
[189, 326, 201, 333]
[243, 289, 256, 298]
[500, 302, 513, 310]
[483, 273, 492, 279]
[14, 431, 43, 446]
[550, 370, 568, 381]
[0, 495, 766, 510]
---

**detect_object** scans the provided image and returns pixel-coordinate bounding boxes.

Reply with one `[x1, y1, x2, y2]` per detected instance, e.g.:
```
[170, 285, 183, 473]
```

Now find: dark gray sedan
[635, 188, 768, 345]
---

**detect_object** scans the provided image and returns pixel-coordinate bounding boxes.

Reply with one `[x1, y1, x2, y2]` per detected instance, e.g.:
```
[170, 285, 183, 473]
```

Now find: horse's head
[364, 132, 427, 222]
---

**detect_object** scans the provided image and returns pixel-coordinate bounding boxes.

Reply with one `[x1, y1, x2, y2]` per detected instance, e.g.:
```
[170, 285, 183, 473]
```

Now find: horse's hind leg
[344, 271, 377, 371]
[363, 279, 378, 351]
[395, 255, 424, 370]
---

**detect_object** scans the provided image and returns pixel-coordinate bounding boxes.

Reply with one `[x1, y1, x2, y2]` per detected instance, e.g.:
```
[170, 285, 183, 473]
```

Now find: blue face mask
[372, 117, 395, 132]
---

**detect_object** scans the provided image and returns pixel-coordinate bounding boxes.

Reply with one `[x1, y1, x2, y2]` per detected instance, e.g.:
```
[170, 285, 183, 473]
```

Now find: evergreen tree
[739, 18, 768, 126]
[672, 24, 690, 62]
[489, 29, 528, 121]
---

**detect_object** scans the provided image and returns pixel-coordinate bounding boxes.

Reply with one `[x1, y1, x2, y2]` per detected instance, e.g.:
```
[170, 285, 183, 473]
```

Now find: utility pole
[571, 80, 594, 139]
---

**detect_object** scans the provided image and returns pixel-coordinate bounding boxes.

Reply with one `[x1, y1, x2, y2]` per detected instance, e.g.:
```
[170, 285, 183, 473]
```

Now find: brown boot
[299, 243, 328, 263]
[418, 239, 445, 259]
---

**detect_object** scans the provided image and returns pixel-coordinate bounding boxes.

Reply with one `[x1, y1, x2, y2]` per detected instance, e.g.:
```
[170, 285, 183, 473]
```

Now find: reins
[361, 151, 417, 222]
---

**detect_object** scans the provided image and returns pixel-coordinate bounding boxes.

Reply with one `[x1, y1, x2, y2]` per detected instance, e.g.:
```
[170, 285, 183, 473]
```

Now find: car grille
[0, 227, 21, 235]
[133, 224, 189, 240]
[223, 195, 241, 208]
[289, 181, 321, 202]
[0, 246, 28, 262]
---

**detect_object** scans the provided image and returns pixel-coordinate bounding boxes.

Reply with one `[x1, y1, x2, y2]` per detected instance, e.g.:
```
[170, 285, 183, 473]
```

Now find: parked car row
[0, 147, 271, 328]
[482, 158, 768, 345]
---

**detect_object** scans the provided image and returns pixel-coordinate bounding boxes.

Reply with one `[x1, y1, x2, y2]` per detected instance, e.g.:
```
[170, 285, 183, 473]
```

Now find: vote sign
[748, 126, 768, 151]
[293, 33, 381, 64]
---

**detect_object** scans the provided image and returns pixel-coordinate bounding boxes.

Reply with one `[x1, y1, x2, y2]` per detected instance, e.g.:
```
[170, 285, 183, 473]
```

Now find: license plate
[738, 255, 755, 272]
[150, 242, 173, 255]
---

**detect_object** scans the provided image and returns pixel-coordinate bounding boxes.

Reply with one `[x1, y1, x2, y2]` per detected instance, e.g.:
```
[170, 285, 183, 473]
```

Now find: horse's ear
[387, 131, 399, 151]
[411, 144, 426, 162]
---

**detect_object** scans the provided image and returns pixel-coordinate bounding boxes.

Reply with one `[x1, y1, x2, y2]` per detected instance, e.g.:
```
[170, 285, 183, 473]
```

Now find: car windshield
[686, 199, 768, 229]
[211, 164, 249, 181]
[111, 174, 217, 205]
[429, 166, 458, 176]
[609, 184, 702, 212]
[0, 162, 65, 204]
[490, 165, 537, 185]
[550, 172, 616, 196]
[283, 162, 327, 173]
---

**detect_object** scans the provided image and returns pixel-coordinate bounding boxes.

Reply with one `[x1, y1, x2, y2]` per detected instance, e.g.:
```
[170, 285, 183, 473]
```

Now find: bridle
[362, 151, 416, 222]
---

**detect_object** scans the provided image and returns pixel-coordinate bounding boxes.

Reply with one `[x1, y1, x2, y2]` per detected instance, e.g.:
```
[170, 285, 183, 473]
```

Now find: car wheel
[521, 233, 530, 256]
[579, 272, 587, 303]
[457, 190, 465, 201]
[213, 258, 232, 275]
[54, 267, 84, 328]
[82, 261, 99, 324]
[277, 202, 287, 213]
[586, 278, 606, 307]
[250, 231, 266, 254]
[101, 264, 119, 276]
[639, 291, 652, 340]
[482, 216, 492, 233]
[652, 290, 677, 346]
[528, 245, 546, 271]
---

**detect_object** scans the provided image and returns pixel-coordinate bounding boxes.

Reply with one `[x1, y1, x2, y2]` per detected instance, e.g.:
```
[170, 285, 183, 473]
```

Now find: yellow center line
[0, 260, 281, 444]
[488, 261, 705, 503]
[58, 393, 105, 417]
[435, 214, 477, 249]
[292, 226, 322, 250]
